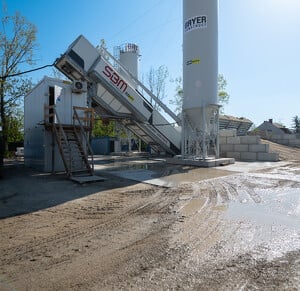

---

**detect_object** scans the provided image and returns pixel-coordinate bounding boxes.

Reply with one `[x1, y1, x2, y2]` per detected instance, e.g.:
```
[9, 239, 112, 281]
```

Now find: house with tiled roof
[255, 119, 291, 137]
[254, 119, 300, 148]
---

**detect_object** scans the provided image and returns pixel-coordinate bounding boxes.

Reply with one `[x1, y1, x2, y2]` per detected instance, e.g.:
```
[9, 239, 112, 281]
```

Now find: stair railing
[44, 104, 73, 176]
[98, 46, 181, 126]
[72, 106, 94, 173]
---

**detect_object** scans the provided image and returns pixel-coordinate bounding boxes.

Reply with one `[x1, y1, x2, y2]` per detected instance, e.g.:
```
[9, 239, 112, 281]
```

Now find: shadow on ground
[0, 160, 142, 219]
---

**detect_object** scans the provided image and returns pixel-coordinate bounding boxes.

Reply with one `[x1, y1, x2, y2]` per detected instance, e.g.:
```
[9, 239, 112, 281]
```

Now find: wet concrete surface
[0, 156, 300, 290]
[94, 156, 235, 187]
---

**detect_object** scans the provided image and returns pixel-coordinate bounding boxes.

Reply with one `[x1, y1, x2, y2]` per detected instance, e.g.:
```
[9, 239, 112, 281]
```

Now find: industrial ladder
[44, 105, 94, 177]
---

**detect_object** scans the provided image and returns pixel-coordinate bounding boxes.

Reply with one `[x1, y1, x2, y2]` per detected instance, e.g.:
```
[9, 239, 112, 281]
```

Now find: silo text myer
[184, 15, 207, 33]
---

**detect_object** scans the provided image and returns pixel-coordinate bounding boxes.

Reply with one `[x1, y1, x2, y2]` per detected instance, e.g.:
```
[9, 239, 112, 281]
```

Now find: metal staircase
[61, 126, 93, 176]
[44, 105, 94, 177]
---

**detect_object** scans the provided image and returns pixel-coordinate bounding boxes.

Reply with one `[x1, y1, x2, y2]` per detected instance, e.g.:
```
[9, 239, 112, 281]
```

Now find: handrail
[98, 47, 181, 125]
[44, 104, 72, 175]
[73, 106, 94, 128]
[73, 107, 94, 173]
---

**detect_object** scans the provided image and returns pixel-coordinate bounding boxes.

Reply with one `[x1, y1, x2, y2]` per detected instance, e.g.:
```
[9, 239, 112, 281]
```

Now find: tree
[292, 116, 300, 134]
[0, 12, 37, 165]
[218, 74, 230, 112]
[146, 65, 169, 109]
[93, 119, 115, 137]
[169, 74, 230, 115]
[7, 109, 24, 143]
[169, 76, 183, 115]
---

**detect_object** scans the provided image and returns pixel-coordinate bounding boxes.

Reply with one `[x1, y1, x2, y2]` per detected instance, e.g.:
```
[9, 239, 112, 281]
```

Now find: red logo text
[103, 65, 128, 93]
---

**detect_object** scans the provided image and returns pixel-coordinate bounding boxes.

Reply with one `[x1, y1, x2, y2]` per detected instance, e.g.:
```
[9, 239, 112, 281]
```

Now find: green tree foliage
[0, 12, 37, 163]
[292, 116, 300, 133]
[93, 119, 115, 137]
[169, 74, 230, 114]
[7, 110, 24, 143]
[218, 74, 230, 112]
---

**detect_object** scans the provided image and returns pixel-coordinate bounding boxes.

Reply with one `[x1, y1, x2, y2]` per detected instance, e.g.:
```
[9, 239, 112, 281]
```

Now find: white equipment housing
[24, 77, 87, 171]
[55, 35, 181, 155]
[182, 0, 219, 160]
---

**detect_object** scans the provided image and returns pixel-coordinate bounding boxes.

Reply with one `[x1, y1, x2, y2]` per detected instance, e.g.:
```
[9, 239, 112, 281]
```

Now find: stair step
[54, 124, 93, 177]
[71, 170, 92, 175]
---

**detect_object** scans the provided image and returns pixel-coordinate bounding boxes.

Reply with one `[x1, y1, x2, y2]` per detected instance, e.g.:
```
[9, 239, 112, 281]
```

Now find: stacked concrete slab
[219, 129, 279, 162]
[265, 133, 300, 148]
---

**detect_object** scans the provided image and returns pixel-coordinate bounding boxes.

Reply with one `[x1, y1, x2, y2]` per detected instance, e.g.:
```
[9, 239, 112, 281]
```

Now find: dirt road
[0, 145, 300, 290]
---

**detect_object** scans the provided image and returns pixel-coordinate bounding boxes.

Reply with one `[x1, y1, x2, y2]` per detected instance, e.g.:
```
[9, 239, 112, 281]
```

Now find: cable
[0, 63, 54, 80]
[108, 0, 164, 42]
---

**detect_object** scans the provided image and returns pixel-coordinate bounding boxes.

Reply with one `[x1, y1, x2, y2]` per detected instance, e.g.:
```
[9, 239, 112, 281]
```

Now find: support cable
[0, 63, 54, 80]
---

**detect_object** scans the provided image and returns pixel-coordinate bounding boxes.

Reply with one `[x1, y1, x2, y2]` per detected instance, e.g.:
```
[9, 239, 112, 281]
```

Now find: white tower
[182, 0, 219, 160]
[119, 43, 140, 78]
[117, 43, 140, 152]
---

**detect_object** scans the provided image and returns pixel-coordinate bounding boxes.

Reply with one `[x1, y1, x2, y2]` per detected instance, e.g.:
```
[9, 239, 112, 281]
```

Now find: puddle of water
[94, 159, 164, 172]
[161, 168, 233, 185]
[95, 158, 234, 187]
[226, 188, 300, 229]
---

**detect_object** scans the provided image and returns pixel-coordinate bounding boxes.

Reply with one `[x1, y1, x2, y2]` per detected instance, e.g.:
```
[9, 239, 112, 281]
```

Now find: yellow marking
[192, 59, 200, 64]
[127, 95, 134, 101]
[186, 59, 201, 66]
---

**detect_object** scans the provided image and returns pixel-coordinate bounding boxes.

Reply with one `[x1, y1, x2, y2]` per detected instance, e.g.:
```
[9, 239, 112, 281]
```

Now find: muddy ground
[0, 144, 300, 290]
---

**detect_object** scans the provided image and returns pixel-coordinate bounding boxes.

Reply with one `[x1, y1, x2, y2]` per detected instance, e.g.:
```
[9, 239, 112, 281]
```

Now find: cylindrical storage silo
[182, 0, 218, 128]
[119, 43, 140, 78]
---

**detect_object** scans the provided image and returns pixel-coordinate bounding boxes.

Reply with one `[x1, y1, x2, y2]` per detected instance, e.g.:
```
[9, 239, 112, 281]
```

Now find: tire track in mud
[121, 167, 300, 290]
[0, 187, 178, 270]
[168, 178, 243, 255]
[168, 170, 300, 252]
[2, 161, 300, 290]
[1, 185, 181, 291]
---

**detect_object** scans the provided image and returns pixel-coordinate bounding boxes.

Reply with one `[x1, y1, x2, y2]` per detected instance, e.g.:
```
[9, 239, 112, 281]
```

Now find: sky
[2, 0, 300, 129]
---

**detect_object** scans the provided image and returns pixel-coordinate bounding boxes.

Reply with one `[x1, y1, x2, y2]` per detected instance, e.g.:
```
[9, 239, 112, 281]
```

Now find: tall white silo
[119, 43, 140, 78]
[182, 0, 219, 160]
[117, 43, 140, 152]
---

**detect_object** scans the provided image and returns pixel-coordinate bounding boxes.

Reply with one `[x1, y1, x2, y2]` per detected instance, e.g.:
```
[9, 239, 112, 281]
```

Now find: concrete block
[249, 144, 269, 153]
[227, 136, 240, 144]
[285, 134, 296, 140]
[219, 129, 237, 137]
[289, 140, 300, 147]
[240, 152, 257, 161]
[166, 157, 235, 167]
[277, 139, 289, 145]
[219, 137, 227, 145]
[220, 144, 234, 153]
[257, 152, 279, 162]
[271, 134, 284, 140]
[226, 152, 241, 160]
[234, 144, 249, 152]
[240, 136, 260, 144]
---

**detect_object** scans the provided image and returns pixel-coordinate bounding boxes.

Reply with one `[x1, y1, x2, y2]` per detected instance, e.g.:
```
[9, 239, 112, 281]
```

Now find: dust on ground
[0, 143, 300, 290]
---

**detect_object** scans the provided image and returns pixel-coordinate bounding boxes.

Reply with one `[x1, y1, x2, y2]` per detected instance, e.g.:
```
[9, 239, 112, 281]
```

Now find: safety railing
[73, 107, 94, 173]
[98, 46, 181, 126]
[44, 104, 73, 175]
